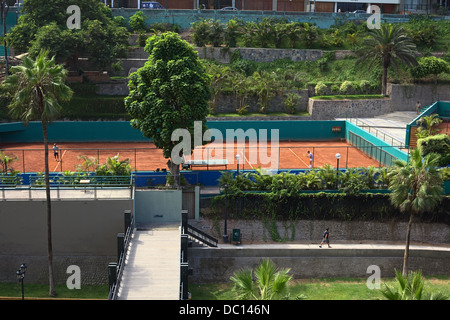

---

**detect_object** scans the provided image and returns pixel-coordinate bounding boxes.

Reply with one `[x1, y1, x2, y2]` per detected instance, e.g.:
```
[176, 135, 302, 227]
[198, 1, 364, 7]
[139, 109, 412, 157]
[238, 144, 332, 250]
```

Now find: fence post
[181, 234, 188, 263]
[180, 262, 189, 300]
[108, 262, 117, 289]
[124, 209, 131, 234]
[181, 209, 188, 234]
[117, 233, 124, 262]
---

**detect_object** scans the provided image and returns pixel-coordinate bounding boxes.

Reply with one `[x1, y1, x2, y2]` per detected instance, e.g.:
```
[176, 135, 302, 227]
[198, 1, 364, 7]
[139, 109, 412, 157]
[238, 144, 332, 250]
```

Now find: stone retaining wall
[308, 98, 393, 120]
[187, 218, 450, 282]
[188, 218, 450, 244]
[188, 246, 450, 283]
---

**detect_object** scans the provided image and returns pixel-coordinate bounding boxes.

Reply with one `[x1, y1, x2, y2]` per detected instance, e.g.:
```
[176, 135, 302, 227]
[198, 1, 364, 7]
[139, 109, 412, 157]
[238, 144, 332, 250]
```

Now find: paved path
[216, 242, 450, 251]
[338, 111, 418, 147]
[116, 224, 181, 300]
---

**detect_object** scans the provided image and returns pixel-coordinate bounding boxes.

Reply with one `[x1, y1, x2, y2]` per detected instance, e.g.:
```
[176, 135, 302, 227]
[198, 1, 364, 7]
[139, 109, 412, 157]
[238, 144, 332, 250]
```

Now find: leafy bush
[191, 19, 224, 47]
[339, 80, 354, 94]
[359, 80, 370, 93]
[129, 11, 147, 32]
[77, 154, 132, 176]
[404, 16, 440, 49]
[282, 92, 301, 114]
[315, 81, 328, 95]
[417, 134, 450, 167]
[211, 191, 450, 223]
[410, 56, 449, 81]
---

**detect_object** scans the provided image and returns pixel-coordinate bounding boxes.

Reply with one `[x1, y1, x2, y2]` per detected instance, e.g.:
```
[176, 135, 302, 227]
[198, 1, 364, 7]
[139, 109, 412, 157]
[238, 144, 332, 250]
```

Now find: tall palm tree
[1, 49, 73, 296]
[357, 23, 418, 96]
[230, 259, 305, 300]
[388, 149, 443, 276]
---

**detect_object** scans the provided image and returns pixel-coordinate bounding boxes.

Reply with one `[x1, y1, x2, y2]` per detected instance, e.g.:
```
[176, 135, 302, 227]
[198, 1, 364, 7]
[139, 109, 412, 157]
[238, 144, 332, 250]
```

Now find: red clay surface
[1, 140, 384, 173]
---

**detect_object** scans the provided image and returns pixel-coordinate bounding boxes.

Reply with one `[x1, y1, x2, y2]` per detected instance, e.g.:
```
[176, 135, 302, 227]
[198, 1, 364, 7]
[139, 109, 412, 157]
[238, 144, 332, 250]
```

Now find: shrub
[330, 83, 340, 93]
[339, 80, 354, 94]
[417, 134, 450, 167]
[191, 19, 210, 47]
[315, 81, 328, 95]
[282, 92, 301, 114]
[191, 19, 224, 47]
[129, 11, 147, 32]
[359, 80, 370, 93]
[410, 56, 449, 81]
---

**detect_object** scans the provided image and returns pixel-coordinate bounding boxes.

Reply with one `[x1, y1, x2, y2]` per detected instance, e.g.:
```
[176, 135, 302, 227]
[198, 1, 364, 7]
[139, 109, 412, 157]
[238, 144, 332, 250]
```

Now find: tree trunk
[1, 4, 8, 78]
[42, 121, 55, 297]
[381, 66, 388, 96]
[402, 211, 414, 276]
[168, 159, 180, 188]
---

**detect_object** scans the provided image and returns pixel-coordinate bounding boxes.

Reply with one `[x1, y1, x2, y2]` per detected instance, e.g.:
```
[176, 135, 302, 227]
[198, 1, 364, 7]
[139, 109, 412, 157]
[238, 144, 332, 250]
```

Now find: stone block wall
[188, 218, 450, 245]
[308, 98, 393, 120]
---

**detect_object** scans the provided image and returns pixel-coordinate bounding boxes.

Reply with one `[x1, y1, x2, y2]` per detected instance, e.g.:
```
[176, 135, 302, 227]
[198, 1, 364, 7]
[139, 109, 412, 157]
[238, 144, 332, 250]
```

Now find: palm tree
[230, 259, 305, 300]
[416, 114, 443, 139]
[388, 149, 443, 276]
[1, 49, 73, 296]
[381, 270, 448, 300]
[357, 23, 418, 96]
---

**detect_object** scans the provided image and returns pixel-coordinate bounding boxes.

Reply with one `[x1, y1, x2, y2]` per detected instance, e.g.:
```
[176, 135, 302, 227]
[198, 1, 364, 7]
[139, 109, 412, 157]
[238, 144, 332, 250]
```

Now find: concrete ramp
[116, 224, 181, 300]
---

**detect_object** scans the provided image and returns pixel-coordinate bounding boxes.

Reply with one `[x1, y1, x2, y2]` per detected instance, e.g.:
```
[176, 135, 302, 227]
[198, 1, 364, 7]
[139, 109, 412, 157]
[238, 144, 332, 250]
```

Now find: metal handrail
[108, 214, 135, 300]
[346, 118, 405, 147]
[186, 223, 218, 247]
[29, 174, 134, 188]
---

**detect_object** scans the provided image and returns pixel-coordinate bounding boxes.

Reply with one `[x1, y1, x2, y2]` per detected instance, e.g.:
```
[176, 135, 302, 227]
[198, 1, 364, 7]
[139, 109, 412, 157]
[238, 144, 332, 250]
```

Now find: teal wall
[0, 121, 149, 143]
[0, 10, 17, 55]
[345, 121, 409, 162]
[134, 189, 182, 225]
[0, 120, 346, 143]
[207, 120, 345, 141]
[110, 9, 434, 30]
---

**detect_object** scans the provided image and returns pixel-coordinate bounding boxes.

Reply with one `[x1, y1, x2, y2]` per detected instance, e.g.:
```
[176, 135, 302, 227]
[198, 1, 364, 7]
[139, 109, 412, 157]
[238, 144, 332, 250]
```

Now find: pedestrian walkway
[339, 111, 418, 147]
[116, 224, 181, 300]
[217, 241, 450, 251]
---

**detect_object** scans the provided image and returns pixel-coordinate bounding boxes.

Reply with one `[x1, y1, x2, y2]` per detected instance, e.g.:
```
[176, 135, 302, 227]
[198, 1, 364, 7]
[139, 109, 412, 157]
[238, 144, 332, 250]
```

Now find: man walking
[319, 228, 331, 248]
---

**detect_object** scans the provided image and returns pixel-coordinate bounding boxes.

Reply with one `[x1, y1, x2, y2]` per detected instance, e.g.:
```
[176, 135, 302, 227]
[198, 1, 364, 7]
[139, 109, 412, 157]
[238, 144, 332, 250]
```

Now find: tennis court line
[244, 154, 254, 170]
[53, 149, 67, 172]
[288, 148, 308, 168]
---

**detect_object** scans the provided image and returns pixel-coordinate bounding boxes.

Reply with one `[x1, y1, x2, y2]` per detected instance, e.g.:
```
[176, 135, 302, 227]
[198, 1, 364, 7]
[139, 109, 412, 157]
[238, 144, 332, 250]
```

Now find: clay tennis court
[0, 140, 387, 173]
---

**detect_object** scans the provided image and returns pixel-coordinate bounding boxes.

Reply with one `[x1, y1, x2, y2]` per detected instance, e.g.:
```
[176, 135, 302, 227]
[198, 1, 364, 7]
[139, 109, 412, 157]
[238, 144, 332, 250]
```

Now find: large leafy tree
[388, 149, 443, 276]
[357, 23, 418, 96]
[7, 0, 128, 71]
[1, 49, 73, 296]
[125, 32, 211, 186]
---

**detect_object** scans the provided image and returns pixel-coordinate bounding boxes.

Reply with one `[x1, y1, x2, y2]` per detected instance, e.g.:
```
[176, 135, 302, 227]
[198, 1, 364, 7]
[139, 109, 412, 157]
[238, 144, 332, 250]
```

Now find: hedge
[208, 192, 450, 224]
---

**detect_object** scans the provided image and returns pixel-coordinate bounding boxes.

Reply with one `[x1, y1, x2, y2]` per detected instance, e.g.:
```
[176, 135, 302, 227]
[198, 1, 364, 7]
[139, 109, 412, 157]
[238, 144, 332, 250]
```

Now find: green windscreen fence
[347, 131, 399, 167]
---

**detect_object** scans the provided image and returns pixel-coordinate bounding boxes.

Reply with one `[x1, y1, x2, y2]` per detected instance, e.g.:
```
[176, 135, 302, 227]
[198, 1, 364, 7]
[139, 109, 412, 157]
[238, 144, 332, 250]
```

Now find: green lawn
[0, 276, 448, 300]
[189, 276, 450, 300]
[0, 283, 109, 300]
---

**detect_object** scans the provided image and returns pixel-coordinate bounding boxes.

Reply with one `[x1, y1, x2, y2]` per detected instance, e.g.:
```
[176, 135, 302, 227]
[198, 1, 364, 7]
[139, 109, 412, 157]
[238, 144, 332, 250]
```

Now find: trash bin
[232, 229, 241, 244]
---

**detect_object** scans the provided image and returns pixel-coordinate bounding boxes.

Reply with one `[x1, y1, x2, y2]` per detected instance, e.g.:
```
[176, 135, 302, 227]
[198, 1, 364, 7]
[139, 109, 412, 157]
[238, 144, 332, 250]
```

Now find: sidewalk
[215, 241, 450, 251]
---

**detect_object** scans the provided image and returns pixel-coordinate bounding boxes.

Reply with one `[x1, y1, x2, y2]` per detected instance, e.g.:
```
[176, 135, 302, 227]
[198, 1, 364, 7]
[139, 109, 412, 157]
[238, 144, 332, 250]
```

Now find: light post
[223, 183, 229, 243]
[335, 153, 341, 189]
[16, 263, 27, 300]
[235, 154, 240, 176]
